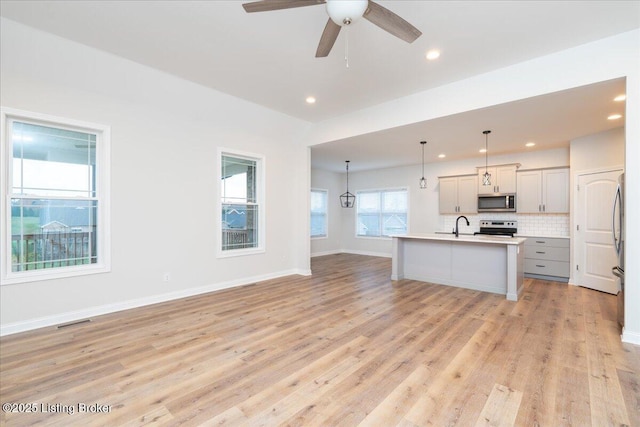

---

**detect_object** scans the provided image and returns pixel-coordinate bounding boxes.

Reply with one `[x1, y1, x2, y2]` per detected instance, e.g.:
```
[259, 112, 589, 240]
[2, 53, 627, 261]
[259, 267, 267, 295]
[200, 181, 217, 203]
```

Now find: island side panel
[391, 237, 404, 280]
[506, 242, 525, 301]
[450, 242, 507, 295]
[402, 239, 453, 283]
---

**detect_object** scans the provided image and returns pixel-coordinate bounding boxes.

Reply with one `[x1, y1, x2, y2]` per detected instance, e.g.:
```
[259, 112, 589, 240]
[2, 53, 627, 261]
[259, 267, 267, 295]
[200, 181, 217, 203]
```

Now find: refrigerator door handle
[612, 184, 622, 255]
[612, 266, 624, 278]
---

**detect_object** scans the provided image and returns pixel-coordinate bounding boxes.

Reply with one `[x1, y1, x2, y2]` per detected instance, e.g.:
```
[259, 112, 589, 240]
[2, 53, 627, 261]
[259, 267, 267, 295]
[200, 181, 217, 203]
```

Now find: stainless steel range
[474, 220, 518, 237]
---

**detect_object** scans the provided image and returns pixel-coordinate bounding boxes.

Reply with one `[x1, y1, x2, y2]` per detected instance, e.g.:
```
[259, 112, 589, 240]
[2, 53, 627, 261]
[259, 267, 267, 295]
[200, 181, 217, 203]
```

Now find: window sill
[216, 247, 266, 259]
[1, 263, 111, 286]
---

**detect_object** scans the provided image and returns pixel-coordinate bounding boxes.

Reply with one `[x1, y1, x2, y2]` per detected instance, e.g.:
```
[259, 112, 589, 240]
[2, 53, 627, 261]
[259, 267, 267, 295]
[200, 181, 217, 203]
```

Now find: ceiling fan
[242, 0, 422, 57]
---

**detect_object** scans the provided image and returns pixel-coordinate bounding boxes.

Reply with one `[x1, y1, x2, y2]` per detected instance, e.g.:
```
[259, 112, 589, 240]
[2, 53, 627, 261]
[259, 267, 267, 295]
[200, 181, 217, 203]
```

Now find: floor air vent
[57, 319, 91, 329]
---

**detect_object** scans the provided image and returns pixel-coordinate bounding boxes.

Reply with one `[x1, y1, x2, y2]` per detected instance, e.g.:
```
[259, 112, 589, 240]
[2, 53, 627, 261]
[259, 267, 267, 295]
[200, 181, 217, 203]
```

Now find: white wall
[570, 127, 625, 171]
[310, 168, 343, 257]
[307, 29, 640, 344]
[0, 18, 311, 334]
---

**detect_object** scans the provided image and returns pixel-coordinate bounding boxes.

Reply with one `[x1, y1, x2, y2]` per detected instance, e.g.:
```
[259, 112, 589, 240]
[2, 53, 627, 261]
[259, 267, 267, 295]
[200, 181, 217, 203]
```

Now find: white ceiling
[1, 1, 638, 171]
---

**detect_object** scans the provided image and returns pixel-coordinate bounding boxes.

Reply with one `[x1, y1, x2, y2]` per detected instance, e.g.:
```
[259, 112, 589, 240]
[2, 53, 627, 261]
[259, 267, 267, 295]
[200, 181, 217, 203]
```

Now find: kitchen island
[391, 233, 526, 301]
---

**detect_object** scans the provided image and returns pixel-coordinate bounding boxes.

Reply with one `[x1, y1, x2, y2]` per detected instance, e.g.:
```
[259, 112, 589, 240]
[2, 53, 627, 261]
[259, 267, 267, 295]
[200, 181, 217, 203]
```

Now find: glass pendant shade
[326, 0, 368, 26]
[482, 130, 492, 186]
[340, 191, 355, 208]
[482, 171, 491, 186]
[419, 177, 427, 189]
[340, 160, 355, 208]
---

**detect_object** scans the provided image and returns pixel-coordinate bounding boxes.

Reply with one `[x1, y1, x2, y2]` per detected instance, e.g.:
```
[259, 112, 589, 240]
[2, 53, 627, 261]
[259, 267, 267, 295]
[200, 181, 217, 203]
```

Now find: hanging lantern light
[482, 130, 492, 186]
[419, 140, 427, 189]
[340, 160, 355, 208]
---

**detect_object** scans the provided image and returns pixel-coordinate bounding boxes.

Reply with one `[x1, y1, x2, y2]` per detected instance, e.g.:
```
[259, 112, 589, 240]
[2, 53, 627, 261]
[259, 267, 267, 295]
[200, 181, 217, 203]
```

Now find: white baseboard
[341, 249, 392, 258]
[0, 268, 306, 337]
[311, 249, 391, 259]
[621, 327, 640, 346]
[310, 249, 342, 258]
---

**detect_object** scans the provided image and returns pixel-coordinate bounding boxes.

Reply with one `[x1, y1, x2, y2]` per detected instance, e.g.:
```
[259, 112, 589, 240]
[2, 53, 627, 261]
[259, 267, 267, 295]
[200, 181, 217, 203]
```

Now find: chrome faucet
[455, 215, 470, 238]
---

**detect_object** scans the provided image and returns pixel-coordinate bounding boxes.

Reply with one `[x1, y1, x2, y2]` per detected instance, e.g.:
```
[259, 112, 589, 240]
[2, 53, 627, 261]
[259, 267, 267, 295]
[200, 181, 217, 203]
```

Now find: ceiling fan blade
[316, 18, 342, 58]
[316, 18, 341, 57]
[242, 0, 325, 13]
[363, 1, 422, 43]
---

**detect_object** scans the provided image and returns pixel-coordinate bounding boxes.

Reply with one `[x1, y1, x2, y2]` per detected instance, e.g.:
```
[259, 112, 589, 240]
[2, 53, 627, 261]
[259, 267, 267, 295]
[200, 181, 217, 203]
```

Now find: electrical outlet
[163, 273, 170, 282]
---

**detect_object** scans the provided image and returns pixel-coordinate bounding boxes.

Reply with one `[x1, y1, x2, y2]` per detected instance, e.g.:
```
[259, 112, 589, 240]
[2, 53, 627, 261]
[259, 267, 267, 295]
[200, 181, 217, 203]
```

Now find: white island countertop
[391, 234, 525, 301]
[398, 233, 527, 245]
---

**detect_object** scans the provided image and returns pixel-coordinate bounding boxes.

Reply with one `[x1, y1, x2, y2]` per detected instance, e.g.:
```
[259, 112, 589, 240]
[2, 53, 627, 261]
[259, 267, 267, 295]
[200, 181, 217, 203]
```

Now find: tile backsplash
[440, 213, 570, 237]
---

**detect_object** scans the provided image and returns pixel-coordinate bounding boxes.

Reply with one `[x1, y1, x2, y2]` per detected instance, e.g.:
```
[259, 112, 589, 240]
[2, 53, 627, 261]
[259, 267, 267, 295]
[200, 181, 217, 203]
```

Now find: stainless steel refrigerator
[612, 173, 625, 327]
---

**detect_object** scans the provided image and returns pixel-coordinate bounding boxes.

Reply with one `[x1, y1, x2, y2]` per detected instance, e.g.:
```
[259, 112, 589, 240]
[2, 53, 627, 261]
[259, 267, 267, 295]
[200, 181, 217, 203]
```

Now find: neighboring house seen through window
[357, 189, 408, 237]
[220, 151, 264, 255]
[310, 189, 328, 238]
[1, 108, 111, 284]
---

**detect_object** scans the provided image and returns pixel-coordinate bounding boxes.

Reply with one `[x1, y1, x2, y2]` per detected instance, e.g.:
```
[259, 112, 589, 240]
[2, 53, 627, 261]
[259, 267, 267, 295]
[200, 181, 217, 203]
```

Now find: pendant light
[419, 141, 427, 189]
[482, 130, 492, 186]
[340, 160, 355, 208]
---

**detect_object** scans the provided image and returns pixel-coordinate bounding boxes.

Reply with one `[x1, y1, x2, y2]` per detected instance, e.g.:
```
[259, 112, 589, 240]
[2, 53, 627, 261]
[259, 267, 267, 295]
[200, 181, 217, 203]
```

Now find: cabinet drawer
[524, 259, 570, 277]
[524, 237, 569, 248]
[524, 246, 569, 262]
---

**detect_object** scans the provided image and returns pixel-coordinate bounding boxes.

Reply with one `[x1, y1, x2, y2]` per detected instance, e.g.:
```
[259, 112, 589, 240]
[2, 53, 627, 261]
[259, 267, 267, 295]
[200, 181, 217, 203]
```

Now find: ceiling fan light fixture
[326, 0, 368, 26]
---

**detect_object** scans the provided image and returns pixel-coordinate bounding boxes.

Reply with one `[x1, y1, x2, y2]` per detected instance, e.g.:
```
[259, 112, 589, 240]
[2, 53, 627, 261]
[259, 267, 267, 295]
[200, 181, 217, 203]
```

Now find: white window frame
[310, 188, 328, 239]
[217, 148, 265, 258]
[356, 187, 409, 239]
[1, 107, 111, 285]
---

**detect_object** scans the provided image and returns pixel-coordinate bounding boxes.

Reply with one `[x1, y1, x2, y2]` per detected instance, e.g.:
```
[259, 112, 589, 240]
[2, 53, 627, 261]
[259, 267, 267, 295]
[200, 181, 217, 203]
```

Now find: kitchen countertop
[516, 234, 569, 239]
[396, 233, 526, 245]
[436, 231, 570, 239]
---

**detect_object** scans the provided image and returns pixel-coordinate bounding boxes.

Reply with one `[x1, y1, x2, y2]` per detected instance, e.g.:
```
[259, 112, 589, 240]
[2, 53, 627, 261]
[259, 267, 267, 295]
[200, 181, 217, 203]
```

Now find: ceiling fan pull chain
[345, 26, 349, 68]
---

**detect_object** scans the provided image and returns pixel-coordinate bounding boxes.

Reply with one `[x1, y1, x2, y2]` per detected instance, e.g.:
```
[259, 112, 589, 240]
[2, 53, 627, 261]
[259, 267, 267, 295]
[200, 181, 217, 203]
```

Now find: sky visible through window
[221, 173, 247, 203]
[14, 159, 91, 197]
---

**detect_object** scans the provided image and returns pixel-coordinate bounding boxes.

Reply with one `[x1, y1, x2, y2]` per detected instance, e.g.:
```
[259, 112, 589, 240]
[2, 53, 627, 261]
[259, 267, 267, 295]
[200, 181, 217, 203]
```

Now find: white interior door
[575, 170, 621, 294]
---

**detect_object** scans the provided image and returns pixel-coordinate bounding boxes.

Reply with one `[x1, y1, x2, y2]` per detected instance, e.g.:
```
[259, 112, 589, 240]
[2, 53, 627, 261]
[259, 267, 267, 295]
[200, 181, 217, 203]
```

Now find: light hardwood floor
[1, 253, 638, 426]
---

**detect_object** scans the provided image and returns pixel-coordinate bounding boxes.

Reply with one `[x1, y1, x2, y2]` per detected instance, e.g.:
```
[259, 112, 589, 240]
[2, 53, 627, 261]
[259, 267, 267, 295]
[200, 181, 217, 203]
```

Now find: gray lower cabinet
[523, 237, 570, 281]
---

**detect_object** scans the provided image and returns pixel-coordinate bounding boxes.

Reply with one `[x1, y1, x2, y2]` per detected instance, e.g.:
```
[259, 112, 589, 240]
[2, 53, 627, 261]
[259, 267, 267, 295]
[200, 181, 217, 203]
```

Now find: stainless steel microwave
[478, 194, 516, 212]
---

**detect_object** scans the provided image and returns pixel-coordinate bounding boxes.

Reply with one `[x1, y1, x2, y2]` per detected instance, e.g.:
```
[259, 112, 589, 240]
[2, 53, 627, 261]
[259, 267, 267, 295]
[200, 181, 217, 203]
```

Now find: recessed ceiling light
[305, 96, 316, 104]
[614, 94, 626, 102]
[525, 142, 536, 147]
[479, 148, 487, 153]
[438, 153, 446, 158]
[426, 49, 440, 60]
[608, 113, 622, 120]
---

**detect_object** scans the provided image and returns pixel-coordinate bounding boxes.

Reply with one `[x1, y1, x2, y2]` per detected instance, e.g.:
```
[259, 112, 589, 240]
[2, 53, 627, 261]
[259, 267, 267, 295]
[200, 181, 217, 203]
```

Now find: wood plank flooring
[1, 253, 638, 426]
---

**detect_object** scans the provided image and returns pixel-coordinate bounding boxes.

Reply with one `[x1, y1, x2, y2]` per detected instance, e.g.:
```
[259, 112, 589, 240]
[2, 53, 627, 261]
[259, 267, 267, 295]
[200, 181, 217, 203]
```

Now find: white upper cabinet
[517, 167, 569, 213]
[477, 164, 519, 194]
[439, 174, 477, 214]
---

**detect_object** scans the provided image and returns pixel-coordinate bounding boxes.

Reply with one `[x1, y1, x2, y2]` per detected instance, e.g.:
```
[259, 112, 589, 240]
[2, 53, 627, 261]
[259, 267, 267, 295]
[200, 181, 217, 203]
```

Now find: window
[219, 150, 264, 256]
[356, 189, 408, 237]
[310, 189, 328, 238]
[1, 108, 111, 284]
